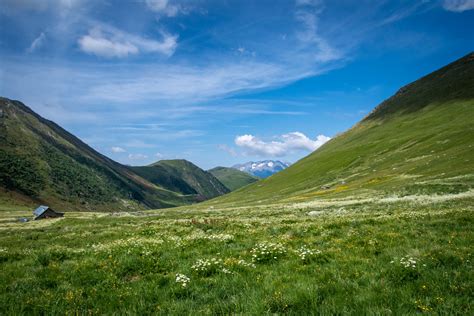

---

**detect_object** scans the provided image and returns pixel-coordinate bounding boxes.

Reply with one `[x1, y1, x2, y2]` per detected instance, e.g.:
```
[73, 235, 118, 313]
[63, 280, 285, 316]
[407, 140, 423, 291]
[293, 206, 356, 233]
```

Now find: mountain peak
[232, 160, 290, 178]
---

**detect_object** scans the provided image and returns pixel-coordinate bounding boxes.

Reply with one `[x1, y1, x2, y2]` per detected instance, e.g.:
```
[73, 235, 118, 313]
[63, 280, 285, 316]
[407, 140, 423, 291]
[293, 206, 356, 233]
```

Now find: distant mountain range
[132, 160, 229, 201]
[232, 160, 290, 178]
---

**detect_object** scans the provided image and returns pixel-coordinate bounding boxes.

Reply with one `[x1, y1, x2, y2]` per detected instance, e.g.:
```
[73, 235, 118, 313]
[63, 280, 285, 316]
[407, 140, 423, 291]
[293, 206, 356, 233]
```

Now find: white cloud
[442, 0, 474, 12]
[144, 0, 181, 16]
[155, 152, 164, 158]
[78, 29, 138, 58]
[78, 25, 178, 58]
[294, 4, 341, 62]
[111, 146, 126, 153]
[235, 132, 330, 157]
[128, 153, 149, 160]
[27, 32, 46, 53]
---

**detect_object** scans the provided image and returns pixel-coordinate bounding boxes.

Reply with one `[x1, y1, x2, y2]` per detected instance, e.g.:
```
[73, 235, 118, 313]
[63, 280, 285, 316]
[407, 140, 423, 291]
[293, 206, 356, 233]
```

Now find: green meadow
[0, 192, 472, 314]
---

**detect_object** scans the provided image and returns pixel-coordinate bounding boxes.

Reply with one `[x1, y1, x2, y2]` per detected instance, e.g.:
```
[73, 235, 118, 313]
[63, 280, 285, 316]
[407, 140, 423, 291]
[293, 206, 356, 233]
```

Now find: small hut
[33, 205, 64, 220]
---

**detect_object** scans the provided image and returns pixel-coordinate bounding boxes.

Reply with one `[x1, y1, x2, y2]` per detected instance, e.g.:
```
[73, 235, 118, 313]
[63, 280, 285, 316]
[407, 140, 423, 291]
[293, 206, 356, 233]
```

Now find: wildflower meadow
[0, 195, 472, 314]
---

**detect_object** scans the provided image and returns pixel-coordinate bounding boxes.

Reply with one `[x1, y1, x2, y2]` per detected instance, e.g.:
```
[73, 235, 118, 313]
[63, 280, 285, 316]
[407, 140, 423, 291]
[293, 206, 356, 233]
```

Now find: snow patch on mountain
[232, 160, 290, 178]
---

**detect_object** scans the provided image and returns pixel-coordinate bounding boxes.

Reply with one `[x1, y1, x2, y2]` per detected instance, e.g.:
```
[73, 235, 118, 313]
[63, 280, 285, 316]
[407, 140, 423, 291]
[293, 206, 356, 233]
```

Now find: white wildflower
[175, 273, 190, 288]
[296, 246, 321, 262]
[237, 259, 256, 269]
[399, 256, 418, 269]
[250, 242, 286, 263]
[191, 258, 224, 275]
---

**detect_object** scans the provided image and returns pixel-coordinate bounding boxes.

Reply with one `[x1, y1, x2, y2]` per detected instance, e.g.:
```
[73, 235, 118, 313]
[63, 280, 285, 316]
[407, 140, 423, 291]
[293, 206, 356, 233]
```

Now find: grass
[0, 194, 472, 314]
[208, 166, 259, 191]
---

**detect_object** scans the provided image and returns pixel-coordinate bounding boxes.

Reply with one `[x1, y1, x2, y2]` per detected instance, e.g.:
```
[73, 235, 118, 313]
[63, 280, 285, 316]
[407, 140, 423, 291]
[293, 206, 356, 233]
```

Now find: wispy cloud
[0, 0, 85, 14]
[111, 146, 126, 153]
[144, 0, 183, 17]
[125, 140, 158, 149]
[78, 25, 178, 58]
[234, 132, 330, 157]
[27, 32, 46, 53]
[442, 0, 474, 12]
[294, 0, 341, 62]
[128, 153, 149, 160]
[82, 61, 325, 103]
[218, 144, 237, 157]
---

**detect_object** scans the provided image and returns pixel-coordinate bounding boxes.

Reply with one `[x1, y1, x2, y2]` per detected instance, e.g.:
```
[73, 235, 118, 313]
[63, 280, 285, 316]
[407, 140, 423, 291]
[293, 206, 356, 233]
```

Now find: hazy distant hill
[208, 166, 259, 191]
[0, 99, 214, 211]
[132, 160, 229, 201]
[232, 160, 290, 178]
[208, 52, 474, 206]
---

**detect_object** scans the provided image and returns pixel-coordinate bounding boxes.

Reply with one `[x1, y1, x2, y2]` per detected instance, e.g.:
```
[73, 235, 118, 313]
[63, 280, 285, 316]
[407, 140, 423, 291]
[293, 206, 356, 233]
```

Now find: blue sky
[0, 0, 473, 169]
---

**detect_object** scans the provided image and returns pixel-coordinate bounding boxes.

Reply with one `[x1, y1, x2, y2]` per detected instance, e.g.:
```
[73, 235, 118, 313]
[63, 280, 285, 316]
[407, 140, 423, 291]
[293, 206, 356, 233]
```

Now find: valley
[0, 49, 473, 314]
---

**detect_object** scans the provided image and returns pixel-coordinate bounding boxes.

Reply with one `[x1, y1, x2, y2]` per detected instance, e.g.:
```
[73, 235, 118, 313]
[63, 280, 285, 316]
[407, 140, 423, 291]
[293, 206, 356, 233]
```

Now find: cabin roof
[33, 205, 49, 217]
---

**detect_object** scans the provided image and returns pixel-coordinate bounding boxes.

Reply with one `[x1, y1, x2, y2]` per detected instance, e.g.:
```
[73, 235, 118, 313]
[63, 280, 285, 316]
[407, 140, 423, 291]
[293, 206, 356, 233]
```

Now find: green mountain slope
[132, 160, 229, 201]
[206, 52, 474, 207]
[208, 166, 259, 191]
[0, 98, 198, 211]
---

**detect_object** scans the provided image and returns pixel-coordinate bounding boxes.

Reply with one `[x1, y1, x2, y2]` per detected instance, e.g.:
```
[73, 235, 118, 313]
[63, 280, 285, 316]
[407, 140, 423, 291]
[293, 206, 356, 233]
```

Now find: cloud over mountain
[235, 132, 330, 157]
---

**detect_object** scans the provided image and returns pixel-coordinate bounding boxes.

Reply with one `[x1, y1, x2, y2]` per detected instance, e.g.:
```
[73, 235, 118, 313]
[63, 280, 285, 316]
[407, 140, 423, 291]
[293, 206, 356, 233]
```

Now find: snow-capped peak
[232, 160, 290, 178]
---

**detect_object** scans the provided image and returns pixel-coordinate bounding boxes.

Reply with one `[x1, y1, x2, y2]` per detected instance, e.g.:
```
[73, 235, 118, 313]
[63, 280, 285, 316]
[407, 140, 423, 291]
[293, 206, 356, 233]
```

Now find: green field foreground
[0, 193, 472, 314]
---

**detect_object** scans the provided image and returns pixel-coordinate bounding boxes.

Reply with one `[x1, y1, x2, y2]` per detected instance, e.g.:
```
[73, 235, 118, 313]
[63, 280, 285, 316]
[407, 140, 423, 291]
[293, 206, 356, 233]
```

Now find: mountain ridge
[363, 52, 474, 121]
[132, 159, 229, 200]
[0, 98, 225, 211]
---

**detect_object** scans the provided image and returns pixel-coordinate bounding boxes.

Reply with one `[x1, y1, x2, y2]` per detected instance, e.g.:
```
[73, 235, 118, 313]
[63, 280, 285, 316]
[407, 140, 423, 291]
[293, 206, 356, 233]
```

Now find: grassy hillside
[208, 166, 259, 191]
[133, 160, 229, 201]
[0, 98, 197, 211]
[205, 52, 474, 208]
